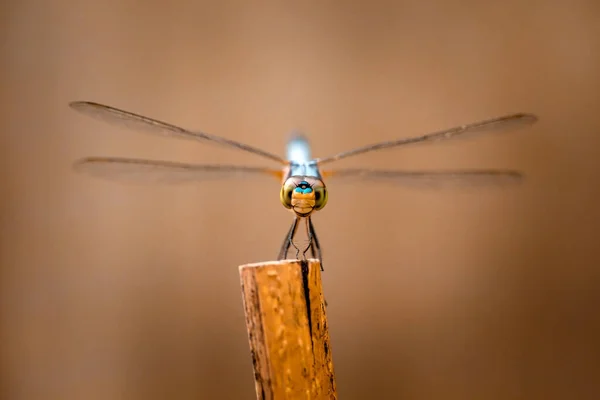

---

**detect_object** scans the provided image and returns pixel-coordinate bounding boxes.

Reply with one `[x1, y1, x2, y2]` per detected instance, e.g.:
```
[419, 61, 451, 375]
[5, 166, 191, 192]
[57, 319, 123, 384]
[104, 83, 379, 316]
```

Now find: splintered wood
[239, 259, 337, 400]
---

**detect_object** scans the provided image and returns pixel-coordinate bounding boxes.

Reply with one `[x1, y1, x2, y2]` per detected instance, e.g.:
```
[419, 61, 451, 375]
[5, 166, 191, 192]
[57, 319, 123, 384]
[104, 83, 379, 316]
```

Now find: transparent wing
[74, 157, 282, 184]
[316, 113, 538, 165]
[69, 101, 287, 165]
[322, 168, 524, 188]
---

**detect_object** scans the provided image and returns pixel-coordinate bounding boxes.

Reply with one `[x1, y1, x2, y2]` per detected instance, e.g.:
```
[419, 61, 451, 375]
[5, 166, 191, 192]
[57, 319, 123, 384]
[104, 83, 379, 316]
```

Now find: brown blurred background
[1, 0, 599, 399]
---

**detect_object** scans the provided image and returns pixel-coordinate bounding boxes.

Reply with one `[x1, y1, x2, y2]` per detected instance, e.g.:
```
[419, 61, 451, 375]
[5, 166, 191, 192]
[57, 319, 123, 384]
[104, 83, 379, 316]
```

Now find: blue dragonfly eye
[294, 187, 313, 194]
[294, 181, 313, 194]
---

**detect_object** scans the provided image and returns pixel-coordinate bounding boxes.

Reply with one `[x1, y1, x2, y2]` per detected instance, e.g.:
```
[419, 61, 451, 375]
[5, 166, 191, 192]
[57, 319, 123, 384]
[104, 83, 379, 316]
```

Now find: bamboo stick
[239, 259, 337, 399]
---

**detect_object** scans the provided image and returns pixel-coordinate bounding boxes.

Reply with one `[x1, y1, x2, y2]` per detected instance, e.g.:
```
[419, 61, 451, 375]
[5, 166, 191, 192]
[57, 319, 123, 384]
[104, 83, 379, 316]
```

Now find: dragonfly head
[280, 176, 328, 217]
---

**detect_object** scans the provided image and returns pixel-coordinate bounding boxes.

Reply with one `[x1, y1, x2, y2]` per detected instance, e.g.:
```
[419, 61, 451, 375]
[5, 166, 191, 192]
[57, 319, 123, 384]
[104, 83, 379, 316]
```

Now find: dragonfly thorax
[280, 176, 328, 217]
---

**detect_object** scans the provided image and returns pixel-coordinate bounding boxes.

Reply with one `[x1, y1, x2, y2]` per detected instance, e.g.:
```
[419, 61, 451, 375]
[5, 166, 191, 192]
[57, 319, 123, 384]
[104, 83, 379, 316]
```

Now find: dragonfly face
[68, 100, 538, 269]
[280, 176, 328, 217]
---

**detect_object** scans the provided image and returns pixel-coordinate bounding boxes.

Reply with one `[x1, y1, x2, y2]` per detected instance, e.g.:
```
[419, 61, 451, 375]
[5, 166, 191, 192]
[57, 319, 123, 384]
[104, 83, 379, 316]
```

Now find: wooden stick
[239, 259, 337, 400]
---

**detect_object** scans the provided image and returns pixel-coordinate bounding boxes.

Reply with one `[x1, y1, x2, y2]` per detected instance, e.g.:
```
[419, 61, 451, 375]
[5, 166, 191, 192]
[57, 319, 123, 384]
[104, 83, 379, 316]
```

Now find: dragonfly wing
[69, 101, 287, 164]
[322, 168, 524, 188]
[74, 157, 282, 184]
[316, 113, 538, 165]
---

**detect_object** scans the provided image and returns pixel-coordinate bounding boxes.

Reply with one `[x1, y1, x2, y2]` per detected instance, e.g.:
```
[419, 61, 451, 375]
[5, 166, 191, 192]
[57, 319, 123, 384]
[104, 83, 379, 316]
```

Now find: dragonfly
[69, 101, 538, 269]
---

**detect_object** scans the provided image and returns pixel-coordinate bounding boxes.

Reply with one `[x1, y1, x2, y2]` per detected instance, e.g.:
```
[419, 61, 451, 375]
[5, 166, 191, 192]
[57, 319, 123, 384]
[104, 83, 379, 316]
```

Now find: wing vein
[70, 101, 287, 165]
[73, 156, 281, 184]
[316, 113, 538, 165]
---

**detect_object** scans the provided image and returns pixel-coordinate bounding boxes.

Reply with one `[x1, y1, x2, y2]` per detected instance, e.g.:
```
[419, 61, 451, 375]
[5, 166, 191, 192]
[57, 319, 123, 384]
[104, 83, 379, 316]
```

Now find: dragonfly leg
[292, 218, 305, 260]
[291, 240, 302, 260]
[278, 216, 300, 260]
[308, 217, 324, 271]
[304, 217, 316, 260]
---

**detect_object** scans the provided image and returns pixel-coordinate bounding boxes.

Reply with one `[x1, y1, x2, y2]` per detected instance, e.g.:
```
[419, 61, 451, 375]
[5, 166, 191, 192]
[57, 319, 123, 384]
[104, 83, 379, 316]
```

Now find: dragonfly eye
[313, 183, 328, 211]
[280, 180, 295, 209]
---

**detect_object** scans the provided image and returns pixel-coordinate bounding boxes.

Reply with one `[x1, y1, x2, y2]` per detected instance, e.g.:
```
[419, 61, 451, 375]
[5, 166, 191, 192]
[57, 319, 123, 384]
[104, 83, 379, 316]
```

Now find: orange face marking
[291, 191, 316, 216]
